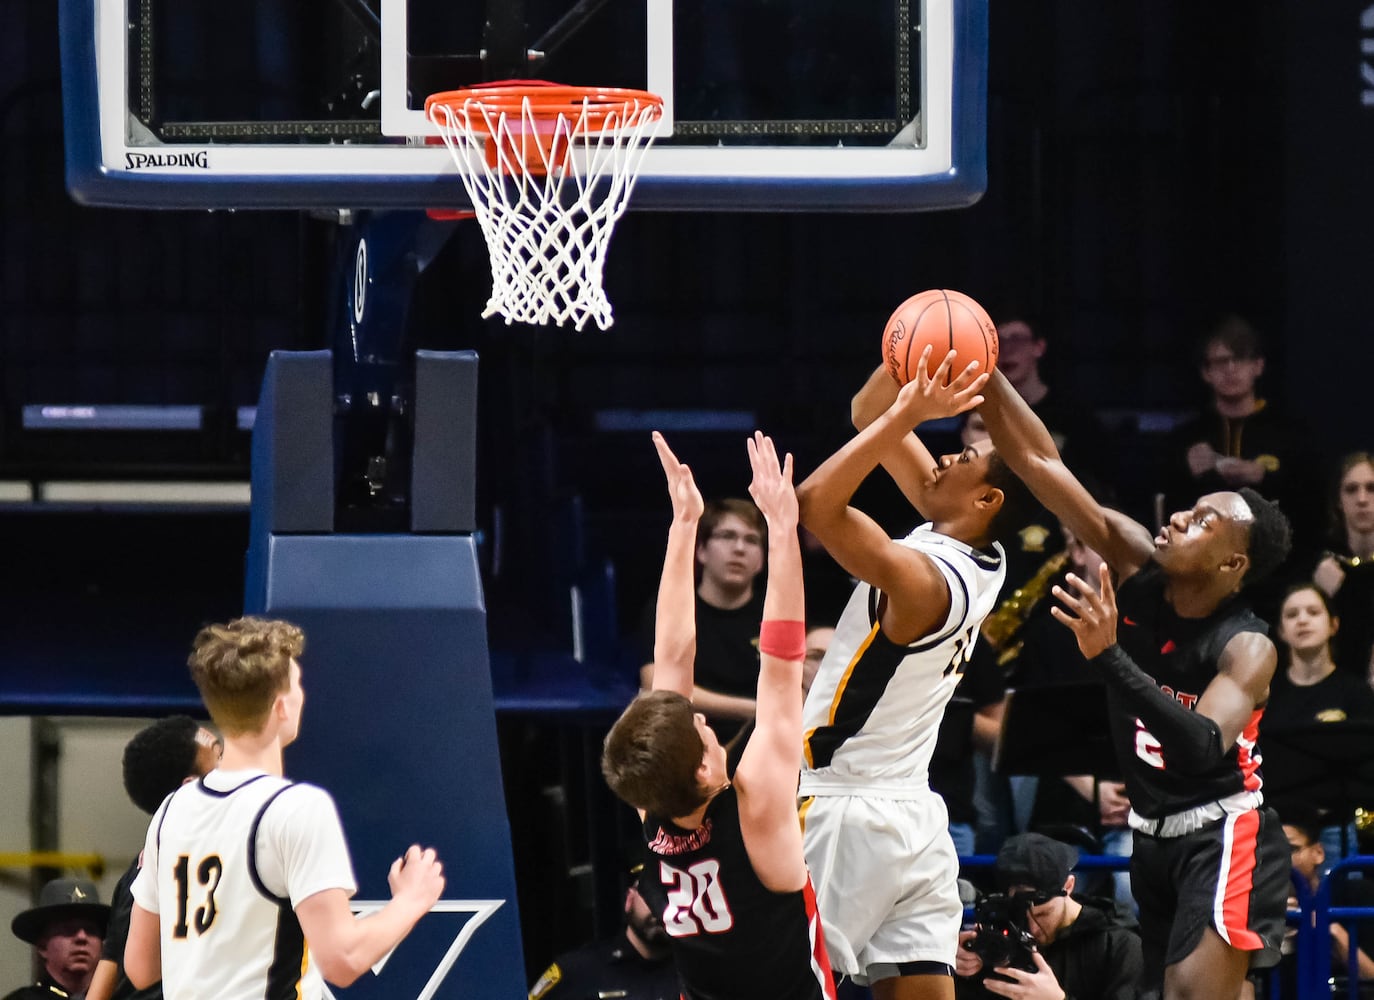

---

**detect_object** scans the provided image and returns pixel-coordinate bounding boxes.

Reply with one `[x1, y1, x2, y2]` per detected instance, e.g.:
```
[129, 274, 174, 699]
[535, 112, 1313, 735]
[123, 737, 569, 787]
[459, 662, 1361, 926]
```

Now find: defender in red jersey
[980, 370, 1293, 1000]
[602, 431, 837, 1000]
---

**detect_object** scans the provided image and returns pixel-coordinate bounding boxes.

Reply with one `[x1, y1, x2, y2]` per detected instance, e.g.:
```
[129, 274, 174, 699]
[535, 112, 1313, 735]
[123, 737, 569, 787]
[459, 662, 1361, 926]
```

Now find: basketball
[881, 289, 999, 386]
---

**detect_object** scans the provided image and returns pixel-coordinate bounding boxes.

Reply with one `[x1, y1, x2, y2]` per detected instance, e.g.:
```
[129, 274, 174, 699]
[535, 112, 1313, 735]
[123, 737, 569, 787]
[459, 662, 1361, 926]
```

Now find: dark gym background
[2, 0, 1371, 978]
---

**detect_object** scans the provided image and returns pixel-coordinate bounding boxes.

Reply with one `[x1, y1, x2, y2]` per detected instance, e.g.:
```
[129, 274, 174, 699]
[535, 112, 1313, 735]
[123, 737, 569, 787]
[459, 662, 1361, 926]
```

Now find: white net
[427, 89, 663, 330]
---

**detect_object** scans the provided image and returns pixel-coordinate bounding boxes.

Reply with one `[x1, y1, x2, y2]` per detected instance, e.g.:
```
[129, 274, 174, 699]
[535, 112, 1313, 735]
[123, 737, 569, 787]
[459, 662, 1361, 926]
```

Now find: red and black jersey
[642, 787, 836, 1000]
[1112, 566, 1270, 818]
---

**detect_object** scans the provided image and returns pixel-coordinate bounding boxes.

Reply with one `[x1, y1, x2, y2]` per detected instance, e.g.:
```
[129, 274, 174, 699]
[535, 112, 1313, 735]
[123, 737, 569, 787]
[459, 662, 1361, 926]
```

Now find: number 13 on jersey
[173, 854, 223, 938]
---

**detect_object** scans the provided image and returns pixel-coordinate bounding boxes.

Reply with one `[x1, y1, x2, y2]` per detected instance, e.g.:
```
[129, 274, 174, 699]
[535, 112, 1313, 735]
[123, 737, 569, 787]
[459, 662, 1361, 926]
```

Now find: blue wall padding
[246, 532, 526, 1000]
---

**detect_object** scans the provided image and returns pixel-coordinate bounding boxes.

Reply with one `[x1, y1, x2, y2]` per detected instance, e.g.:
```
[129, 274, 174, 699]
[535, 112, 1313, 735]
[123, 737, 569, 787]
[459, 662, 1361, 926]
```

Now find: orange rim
[424, 81, 663, 135]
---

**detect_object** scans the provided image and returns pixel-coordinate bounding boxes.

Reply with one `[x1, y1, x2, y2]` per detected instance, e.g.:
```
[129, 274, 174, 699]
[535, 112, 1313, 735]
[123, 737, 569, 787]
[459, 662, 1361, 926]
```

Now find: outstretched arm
[734, 431, 809, 893]
[797, 349, 986, 643]
[1054, 565, 1276, 771]
[648, 431, 704, 699]
[980, 369, 1154, 578]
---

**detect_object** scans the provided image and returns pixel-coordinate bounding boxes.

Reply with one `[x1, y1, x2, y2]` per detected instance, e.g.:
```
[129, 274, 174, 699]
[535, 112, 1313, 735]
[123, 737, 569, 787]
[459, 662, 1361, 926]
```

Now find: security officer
[529, 867, 680, 1000]
[5, 878, 110, 1000]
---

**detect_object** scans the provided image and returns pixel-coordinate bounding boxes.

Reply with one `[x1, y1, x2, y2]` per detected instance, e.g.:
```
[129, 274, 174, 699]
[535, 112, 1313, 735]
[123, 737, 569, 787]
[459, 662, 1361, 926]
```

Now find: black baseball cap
[995, 833, 1079, 895]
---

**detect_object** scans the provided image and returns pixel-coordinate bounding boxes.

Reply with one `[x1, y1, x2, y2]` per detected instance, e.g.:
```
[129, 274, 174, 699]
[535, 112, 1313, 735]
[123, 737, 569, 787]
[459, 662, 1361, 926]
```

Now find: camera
[966, 892, 1039, 978]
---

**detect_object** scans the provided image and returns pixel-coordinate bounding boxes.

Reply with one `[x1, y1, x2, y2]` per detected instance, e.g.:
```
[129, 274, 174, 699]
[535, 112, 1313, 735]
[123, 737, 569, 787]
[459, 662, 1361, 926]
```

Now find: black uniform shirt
[1112, 566, 1269, 818]
[527, 933, 680, 1000]
[643, 787, 833, 1000]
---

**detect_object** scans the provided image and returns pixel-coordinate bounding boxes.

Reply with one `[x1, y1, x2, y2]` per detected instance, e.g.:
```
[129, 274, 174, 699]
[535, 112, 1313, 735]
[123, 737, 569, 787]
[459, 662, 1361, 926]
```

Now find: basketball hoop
[425, 81, 664, 331]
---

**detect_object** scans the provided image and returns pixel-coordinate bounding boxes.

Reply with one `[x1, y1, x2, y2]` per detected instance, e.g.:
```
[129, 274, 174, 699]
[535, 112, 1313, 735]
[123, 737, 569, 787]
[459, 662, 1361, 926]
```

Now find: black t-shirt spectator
[1258, 668, 1374, 818]
[637, 590, 764, 743]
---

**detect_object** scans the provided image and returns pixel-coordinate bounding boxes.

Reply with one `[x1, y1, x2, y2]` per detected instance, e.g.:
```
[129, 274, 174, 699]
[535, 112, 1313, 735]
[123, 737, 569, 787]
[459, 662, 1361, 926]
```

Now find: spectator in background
[638, 498, 766, 746]
[954, 833, 1142, 1000]
[86, 716, 222, 1000]
[1258, 583, 1374, 864]
[1279, 814, 1374, 994]
[1168, 315, 1314, 593]
[983, 311, 1115, 491]
[5, 878, 110, 1000]
[527, 863, 680, 1000]
[1312, 452, 1374, 682]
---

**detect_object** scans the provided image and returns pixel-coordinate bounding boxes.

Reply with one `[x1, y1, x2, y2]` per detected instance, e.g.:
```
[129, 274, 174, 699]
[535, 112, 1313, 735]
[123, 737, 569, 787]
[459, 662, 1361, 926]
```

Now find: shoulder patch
[529, 963, 562, 999]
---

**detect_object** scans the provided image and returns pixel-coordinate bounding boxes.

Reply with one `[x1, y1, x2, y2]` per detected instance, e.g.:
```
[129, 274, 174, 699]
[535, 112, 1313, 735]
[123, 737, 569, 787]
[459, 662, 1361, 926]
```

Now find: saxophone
[979, 548, 1070, 658]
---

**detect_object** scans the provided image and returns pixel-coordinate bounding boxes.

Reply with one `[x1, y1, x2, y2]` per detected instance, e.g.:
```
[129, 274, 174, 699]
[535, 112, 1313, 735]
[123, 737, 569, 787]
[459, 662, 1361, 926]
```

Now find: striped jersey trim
[1213, 809, 1264, 950]
[803, 875, 838, 1000]
[803, 623, 904, 770]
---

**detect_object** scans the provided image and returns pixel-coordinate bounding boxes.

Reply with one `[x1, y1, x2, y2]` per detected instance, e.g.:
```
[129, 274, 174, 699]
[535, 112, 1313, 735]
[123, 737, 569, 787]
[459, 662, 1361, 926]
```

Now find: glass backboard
[60, 0, 987, 210]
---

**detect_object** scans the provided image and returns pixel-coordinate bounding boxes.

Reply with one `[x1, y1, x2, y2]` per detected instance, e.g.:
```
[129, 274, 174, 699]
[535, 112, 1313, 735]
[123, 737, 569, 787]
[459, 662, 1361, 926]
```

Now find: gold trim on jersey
[802, 622, 879, 767]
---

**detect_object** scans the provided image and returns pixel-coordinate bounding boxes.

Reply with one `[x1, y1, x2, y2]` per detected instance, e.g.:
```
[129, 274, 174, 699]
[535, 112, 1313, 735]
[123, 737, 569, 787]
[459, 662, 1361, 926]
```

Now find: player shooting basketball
[797, 346, 1031, 1000]
[978, 367, 1292, 1000]
[601, 431, 837, 1000]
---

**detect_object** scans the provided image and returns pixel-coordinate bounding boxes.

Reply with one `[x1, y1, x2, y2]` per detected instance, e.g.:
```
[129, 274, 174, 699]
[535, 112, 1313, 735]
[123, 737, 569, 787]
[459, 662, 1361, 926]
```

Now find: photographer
[955, 833, 1142, 1000]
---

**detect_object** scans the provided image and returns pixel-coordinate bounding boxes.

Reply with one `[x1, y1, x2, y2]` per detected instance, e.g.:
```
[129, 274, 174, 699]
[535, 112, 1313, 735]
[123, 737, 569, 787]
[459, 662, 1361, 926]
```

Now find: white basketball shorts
[799, 790, 960, 982]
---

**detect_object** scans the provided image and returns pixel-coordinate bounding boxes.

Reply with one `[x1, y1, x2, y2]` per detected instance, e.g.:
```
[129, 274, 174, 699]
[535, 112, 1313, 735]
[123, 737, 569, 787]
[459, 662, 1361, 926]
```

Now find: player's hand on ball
[891, 346, 988, 428]
[1050, 562, 1118, 659]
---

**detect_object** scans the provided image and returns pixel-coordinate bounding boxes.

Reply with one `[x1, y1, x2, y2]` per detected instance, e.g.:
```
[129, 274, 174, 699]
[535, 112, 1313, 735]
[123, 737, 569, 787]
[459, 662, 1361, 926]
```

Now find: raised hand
[1050, 562, 1119, 659]
[746, 431, 797, 530]
[652, 430, 703, 523]
[889, 346, 989, 430]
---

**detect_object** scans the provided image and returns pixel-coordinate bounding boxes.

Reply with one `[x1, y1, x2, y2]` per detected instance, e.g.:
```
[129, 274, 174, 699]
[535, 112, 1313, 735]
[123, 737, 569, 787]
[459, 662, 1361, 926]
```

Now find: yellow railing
[0, 852, 105, 879]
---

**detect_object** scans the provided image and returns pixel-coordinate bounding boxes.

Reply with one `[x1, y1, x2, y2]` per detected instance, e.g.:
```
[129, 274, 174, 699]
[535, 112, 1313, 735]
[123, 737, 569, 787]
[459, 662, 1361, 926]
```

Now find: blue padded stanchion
[245, 350, 525, 1000]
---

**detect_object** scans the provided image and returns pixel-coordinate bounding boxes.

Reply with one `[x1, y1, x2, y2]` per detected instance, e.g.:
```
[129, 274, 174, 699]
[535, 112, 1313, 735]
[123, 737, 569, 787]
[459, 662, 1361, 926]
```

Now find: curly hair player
[979, 367, 1293, 1000]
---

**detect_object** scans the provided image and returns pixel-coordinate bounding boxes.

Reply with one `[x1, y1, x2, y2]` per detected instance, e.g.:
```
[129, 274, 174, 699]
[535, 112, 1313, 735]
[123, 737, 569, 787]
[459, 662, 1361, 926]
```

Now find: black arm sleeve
[1093, 644, 1227, 773]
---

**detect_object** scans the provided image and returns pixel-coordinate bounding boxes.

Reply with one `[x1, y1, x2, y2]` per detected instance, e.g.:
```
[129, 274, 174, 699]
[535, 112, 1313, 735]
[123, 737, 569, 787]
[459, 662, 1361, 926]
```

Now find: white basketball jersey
[131, 770, 357, 1000]
[800, 524, 1005, 792]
